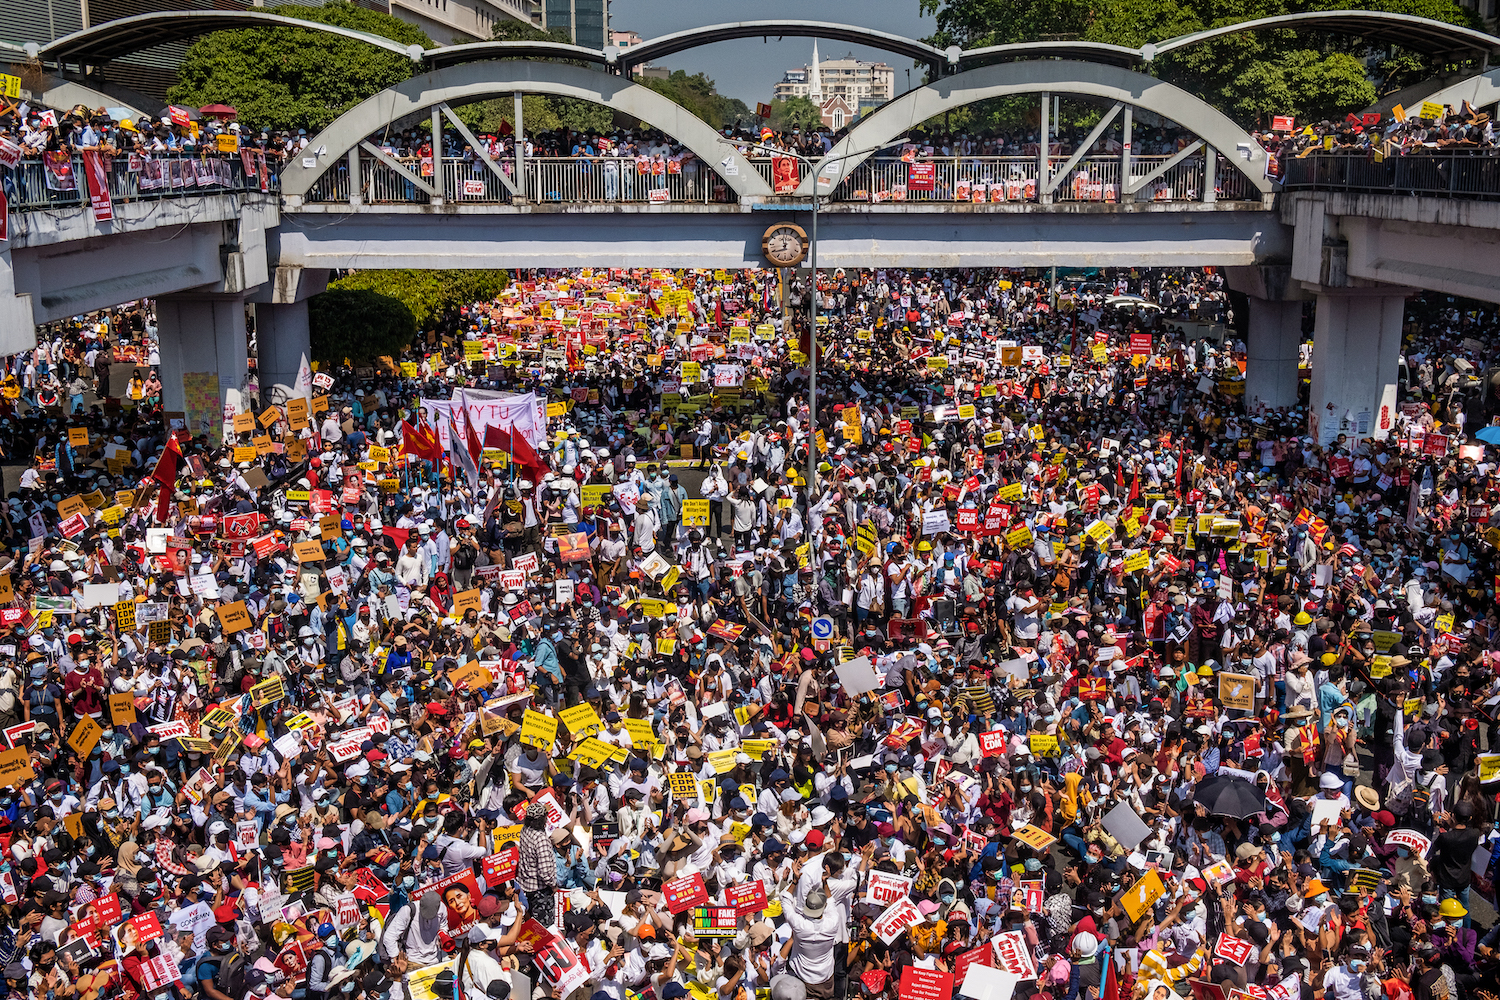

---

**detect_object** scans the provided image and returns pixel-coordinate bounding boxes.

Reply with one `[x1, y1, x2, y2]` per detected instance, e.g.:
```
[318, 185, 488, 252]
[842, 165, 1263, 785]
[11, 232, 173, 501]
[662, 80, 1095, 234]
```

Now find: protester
[0, 257, 1494, 1000]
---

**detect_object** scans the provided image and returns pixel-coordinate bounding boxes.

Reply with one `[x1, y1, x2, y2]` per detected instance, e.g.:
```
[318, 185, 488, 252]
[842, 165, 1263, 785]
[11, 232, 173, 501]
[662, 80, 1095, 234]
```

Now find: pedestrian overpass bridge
[3, 10, 1500, 442]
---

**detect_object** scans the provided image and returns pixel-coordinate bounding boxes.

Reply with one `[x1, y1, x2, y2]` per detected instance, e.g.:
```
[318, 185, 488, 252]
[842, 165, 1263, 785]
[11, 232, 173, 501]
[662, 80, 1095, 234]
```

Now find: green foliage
[639, 70, 752, 131]
[168, 2, 432, 132]
[308, 288, 417, 365]
[918, 0, 1484, 129]
[489, 21, 574, 44]
[327, 270, 510, 334]
[767, 97, 824, 134]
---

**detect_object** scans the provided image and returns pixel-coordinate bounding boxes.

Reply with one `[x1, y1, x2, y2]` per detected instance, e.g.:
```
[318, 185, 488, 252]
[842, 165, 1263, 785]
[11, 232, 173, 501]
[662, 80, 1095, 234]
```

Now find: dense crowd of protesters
[0, 215, 1498, 1000]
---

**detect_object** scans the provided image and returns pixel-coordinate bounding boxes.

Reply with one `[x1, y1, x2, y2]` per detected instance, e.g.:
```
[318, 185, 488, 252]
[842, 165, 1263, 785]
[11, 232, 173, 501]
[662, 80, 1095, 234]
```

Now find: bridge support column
[157, 292, 248, 433]
[1307, 285, 1411, 447]
[0, 249, 38, 358]
[255, 301, 311, 397]
[1244, 297, 1303, 411]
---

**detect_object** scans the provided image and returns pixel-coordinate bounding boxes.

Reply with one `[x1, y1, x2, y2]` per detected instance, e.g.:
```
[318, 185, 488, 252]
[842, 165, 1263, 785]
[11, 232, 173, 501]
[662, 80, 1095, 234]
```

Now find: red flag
[1101, 948, 1119, 1000]
[509, 429, 547, 479]
[151, 433, 182, 488]
[399, 419, 441, 465]
[483, 424, 512, 451]
[1115, 463, 1125, 496]
[152, 434, 182, 524]
[465, 415, 484, 467]
[1128, 469, 1139, 503]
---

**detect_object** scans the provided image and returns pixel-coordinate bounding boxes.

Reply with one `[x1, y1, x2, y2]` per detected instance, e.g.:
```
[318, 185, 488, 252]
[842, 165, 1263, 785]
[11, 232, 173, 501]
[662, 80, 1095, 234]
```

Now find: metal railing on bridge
[1279, 152, 1500, 200]
[306, 156, 738, 205]
[303, 152, 1257, 206]
[820, 154, 1257, 203]
[4, 152, 274, 212]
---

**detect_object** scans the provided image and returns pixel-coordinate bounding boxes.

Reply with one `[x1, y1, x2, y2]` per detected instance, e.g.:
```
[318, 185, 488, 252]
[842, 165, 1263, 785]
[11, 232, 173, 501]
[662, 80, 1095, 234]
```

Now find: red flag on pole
[1128, 469, 1139, 503]
[152, 433, 182, 523]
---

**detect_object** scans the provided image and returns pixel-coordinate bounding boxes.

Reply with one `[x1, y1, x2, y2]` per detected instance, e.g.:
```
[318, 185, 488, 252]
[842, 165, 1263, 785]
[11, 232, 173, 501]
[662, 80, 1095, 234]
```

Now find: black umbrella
[1193, 773, 1268, 819]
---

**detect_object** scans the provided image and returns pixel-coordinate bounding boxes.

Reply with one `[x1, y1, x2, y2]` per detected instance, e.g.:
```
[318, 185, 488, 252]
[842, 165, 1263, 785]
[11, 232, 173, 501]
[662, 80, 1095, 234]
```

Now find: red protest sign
[662, 872, 709, 913]
[1271, 115, 1295, 132]
[482, 847, 519, 884]
[725, 879, 769, 916]
[1130, 332, 1153, 355]
[908, 162, 936, 191]
[1213, 934, 1254, 966]
[899, 967, 954, 1000]
[992, 930, 1037, 977]
[978, 730, 1008, 757]
[952, 944, 993, 983]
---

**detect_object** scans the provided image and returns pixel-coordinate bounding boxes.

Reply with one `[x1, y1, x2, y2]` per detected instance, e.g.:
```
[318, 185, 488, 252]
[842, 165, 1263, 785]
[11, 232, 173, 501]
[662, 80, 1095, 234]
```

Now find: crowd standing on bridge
[0, 263, 1497, 1000]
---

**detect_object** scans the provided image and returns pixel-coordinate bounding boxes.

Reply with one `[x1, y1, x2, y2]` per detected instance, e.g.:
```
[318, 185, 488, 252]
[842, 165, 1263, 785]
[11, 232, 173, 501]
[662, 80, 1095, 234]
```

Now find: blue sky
[607, 0, 935, 105]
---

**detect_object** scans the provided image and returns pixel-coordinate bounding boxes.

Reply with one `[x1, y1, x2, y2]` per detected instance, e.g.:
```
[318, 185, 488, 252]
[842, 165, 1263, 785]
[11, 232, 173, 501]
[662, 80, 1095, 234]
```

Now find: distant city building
[609, 29, 643, 48]
[773, 44, 894, 111]
[542, 0, 608, 49]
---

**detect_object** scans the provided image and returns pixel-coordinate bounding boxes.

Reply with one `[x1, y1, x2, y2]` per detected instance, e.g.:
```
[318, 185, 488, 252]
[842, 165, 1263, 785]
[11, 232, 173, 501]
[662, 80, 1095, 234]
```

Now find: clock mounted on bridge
[761, 223, 809, 267]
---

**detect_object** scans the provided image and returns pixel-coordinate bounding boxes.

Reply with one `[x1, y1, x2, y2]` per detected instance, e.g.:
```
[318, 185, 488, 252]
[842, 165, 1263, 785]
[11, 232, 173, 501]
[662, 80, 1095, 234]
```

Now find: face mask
[1314, 894, 1329, 906]
[103, 729, 114, 738]
[1350, 961, 1367, 973]
[1397, 847, 1409, 858]
[105, 809, 120, 820]
[1086, 852, 1102, 864]
[1019, 785, 1032, 793]
[1431, 920, 1446, 930]
[120, 765, 131, 775]
[1422, 894, 1438, 906]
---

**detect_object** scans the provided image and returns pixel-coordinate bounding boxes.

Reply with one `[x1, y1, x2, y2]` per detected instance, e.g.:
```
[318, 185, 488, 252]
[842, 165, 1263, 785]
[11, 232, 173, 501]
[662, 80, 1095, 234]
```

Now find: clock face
[763, 225, 806, 265]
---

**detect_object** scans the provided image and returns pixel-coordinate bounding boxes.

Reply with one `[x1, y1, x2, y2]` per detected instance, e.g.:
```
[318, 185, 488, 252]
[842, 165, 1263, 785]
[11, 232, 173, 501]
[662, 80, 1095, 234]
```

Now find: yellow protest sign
[682, 499, 710, 527]
[1084, 520, 1113, 545]
[1005, 524, 1034, 549]
[1122, 551, 1150, 573]
[1120, 870, 1167, 922]
[1012, 824, 1057, 851]
[667, 770, 700, 800]
[569, 737, 616, 770]
[1218, 672, 1256, 711]
[520, 710, 559, 752]
[997, 482, 1024, 502]
[558, 703, 603, 738]
[1027, 734, 1059, 756]
[621, 718, 659, 746]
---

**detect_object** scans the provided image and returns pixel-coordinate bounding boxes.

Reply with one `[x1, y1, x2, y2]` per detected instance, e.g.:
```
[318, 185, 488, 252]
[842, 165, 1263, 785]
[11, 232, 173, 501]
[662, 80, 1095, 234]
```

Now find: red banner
[908, 162, 936, 191]
[81, 150, 114, 223]
[725, 880, 769, 916]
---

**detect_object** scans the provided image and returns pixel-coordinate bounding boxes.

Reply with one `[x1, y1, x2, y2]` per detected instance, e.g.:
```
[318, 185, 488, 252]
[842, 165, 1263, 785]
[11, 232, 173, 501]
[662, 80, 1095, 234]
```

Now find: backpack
[215, 954, 246, 997]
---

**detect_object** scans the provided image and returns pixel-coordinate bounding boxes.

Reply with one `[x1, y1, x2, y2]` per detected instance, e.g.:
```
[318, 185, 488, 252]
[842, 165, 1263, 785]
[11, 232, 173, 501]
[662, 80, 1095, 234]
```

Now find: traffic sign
[810, 616, 834, 640]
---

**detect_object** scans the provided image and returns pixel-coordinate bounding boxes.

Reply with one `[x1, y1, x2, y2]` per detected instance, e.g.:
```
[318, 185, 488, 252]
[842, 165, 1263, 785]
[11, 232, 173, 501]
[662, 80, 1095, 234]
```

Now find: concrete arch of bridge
[277, 60, 772, 201]
[797, 60, 1274, 199]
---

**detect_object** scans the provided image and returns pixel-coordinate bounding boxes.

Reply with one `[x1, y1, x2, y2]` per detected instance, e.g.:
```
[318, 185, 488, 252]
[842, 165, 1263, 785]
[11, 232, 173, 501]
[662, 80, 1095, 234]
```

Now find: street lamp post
[721, 137, 907, 497]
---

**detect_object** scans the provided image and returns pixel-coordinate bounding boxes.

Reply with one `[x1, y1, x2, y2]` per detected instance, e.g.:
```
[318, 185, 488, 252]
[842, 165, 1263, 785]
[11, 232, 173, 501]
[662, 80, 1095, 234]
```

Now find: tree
[917, 0, 1483, 129]
[767, 97, 824, 134]
[168, 2, 432, 132]
[308, 288, 417, 365]
[326, 269, 510, 334]
[640, 71, 752, 131]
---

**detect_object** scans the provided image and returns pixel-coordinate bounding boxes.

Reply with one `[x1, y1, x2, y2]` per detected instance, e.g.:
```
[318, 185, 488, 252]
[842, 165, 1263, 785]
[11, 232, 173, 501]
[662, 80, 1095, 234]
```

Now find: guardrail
[823, 154, 1256, 203]
[1279, 152, 1500, 200]
[306, 155, 737, 205]
[4, 151, 274, 211]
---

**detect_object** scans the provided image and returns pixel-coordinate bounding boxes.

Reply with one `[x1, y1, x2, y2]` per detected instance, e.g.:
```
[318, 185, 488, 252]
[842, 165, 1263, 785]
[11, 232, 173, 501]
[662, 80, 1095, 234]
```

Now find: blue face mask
[1350, 960, 1367, 973]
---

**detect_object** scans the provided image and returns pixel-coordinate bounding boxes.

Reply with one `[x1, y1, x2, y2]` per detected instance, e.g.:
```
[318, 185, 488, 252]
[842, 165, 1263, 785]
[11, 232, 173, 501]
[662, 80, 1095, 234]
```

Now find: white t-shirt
[1007, 593, 1041, 638]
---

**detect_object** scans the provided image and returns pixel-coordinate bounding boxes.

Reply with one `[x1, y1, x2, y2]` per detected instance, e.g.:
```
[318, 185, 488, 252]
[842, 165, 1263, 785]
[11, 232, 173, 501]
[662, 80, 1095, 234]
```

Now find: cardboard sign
[900, 967, 955, 1000]
[1218, 672, 1256, 711]
[725, 879, 769, 916]
[216, 600, 253, 633]
[991, 931, 1036, 978]
[668, 770, 701, 800]
[866, 871, 914, 905]
[68, 716, 103, 758]
[662, 872, 709, 913]
[114, 599, 137, 632]
[482, 847, 520, 884]
[69, 427, 91, 447]
[293, 540, 326, 562]
[1012, 825, 1057, 851]
[1213, 934, 1254, 966]
[287, 396, 309, 428]
[519, 709, 558, 752]
[557, 532, 591, 563]
[1119, 869, 1167, 922]
[250, 675, 288, 707]
[872, 896, 923, 944]
[558, 703, 602, 738]
[447, 660, 493, 693]
[1385, 829, 1432, 857]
